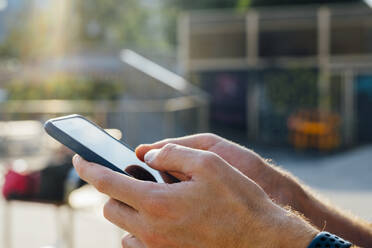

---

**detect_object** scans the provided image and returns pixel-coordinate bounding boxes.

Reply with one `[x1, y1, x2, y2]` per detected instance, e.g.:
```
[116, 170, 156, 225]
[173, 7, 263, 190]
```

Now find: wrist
[260, 162, 307, 211]
[270, 204, 318, 248]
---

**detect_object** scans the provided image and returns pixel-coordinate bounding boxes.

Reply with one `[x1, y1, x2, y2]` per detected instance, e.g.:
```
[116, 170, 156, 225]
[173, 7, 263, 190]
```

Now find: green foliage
[0, 2, 77, 59]
[264, 68, 318, 112]
[0, 0, 164, 60]
[1, 0, 362, 63]
[237, 0, 252, 10]
[0, 38, 19, 58]
[6, 76, 125, 100]
[74, 0, 150, 49]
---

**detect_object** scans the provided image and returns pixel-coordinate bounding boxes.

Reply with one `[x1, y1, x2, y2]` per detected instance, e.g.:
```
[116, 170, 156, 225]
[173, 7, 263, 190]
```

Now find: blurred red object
[2, 169, 40, 200]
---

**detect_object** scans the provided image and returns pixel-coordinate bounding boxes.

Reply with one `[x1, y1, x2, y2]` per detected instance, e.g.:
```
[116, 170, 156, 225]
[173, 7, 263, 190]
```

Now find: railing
[0, 50, 210, 163]
[0, 94, 209, 142]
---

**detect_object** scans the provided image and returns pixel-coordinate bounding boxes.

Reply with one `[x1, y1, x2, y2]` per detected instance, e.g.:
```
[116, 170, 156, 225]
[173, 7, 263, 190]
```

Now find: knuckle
[201, 151, 219, 165]
[103, 199, 115, 220]
[201, 133, 220, 142]
[203, 133, 218, 140]
[94, 172, 111, 193]
[198, 152, 220, 172]
[142, 194, 161, 211]
[162, 143, 177, 153]
[161, 138, 172, 144]
[142, 191, 169, 216]
[158, 143, 177, 160]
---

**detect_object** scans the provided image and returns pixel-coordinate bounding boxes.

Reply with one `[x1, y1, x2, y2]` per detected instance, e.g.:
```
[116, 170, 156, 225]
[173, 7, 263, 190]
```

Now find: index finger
[73, 155, 157, 210]
[136, 134, 220, 161]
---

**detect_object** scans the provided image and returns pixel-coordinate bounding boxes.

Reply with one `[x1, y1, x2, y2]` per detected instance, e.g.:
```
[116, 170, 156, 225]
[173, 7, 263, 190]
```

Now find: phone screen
[53, 117, 163, 182]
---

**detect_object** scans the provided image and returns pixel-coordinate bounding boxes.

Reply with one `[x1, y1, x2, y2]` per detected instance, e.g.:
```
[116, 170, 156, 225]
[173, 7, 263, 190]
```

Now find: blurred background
[0, 0, 371, 247]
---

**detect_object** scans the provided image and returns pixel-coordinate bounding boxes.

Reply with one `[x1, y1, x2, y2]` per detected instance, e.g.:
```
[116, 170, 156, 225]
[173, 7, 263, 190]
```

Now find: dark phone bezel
[44, 114, 133, 177]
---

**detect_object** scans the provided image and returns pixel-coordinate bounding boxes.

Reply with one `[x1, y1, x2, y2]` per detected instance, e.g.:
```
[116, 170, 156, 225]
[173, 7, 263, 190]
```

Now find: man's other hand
[136, 134, 304, 210]
[73, 144, 316, 248]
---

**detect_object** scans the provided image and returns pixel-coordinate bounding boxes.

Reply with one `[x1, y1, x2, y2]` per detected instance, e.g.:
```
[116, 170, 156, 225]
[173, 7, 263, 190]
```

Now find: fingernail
[144, 149, 160, 164]
[73, 155, 80, 164]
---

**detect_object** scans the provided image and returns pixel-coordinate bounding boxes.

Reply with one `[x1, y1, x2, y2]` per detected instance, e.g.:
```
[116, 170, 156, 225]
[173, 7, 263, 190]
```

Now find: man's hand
[136, 134, 372, 247]
[136, 134, 303, 210]
[73, 144, 317, 248]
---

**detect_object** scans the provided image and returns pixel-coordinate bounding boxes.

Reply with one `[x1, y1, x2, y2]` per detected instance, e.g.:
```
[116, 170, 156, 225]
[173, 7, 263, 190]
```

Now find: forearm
[291, 179, 372, 247]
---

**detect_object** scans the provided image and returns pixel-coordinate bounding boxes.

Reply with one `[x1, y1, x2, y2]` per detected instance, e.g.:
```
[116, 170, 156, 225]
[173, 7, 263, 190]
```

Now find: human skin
[136, 133, 372, 247]
[73, 143, 317, 248]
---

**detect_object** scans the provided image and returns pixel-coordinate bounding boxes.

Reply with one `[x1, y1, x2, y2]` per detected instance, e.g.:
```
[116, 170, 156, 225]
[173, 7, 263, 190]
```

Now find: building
[178, 3, 372, 147]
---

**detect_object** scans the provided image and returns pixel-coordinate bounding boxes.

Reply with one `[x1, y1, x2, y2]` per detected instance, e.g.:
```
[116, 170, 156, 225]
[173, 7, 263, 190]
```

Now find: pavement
[255, 144, 372, 221]
[0, 144, 371, 248]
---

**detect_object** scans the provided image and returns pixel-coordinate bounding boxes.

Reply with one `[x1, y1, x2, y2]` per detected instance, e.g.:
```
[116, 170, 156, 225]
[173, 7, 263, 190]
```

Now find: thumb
[144, 144, 222, 180]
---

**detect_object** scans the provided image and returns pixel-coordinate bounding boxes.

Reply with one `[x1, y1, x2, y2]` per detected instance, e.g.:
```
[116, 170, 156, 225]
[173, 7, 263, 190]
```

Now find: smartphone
[44, 114, 164, 183]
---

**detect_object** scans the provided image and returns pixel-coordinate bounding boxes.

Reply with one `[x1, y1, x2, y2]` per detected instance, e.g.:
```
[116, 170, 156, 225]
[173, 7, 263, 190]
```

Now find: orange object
[287, 110, 340, 151]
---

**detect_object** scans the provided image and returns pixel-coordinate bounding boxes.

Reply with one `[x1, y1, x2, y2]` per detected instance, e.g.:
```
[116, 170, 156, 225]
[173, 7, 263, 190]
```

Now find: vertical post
[55, 205, 75, 248]
[317, 7, 331, 113]
[178, 13, 190, 77]
[55, 205, 63, 247]
[343, 69, 355, 146]
[246, 10, 260, 140]
[66, 206, 74, 248]
[246, 10, 259, 67]
[3, 201, 11, 248]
